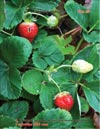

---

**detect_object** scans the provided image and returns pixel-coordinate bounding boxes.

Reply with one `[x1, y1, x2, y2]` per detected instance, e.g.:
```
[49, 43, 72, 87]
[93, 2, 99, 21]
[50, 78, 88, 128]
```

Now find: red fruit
[18, 22, 38, 42]
[54, 91, 74, 111]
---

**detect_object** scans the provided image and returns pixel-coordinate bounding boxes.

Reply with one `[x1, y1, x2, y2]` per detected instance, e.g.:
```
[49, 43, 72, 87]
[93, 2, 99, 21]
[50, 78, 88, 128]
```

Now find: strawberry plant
[0, 0, 100, 128]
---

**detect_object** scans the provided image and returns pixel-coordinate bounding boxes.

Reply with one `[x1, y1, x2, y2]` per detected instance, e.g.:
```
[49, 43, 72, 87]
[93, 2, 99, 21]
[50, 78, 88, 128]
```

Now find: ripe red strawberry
[18, 22, 38, 42]
[54, 91, 74, 111]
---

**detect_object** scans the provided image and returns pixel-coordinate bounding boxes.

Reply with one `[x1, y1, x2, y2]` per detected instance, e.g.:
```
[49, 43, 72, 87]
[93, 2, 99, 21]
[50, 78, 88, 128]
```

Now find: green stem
[88, 20, 100, 33]
[48, 75, 61, 92]
[1, 30, 12, 36]
[60, 14, 68, 19]
[33, 67, 45, 73]
[78, 73, 83, 82]
[78, 83, 86, 88]
[11, 26, 16, 35]
[64, 28, 77, 36]
[19, 0, 23, 8]
[24, 12, 48, 21]
[57, 26, 63, 36]
[39, 25, 44, 29]
[56, 65, 72, 71]
[74, 38, 84, 54]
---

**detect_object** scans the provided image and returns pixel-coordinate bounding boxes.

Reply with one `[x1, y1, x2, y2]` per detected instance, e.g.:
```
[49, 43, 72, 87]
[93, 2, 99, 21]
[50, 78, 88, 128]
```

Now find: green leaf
[83, 30, 100, 43]
[83, 86, 100, 113]
[40, 83, 58, 109]
[94, 70, 100, 80]
[84, 80, 100, 98]
[0, 0, 5, 30]
[0, 60, 21, 99]
[0, 101, 29, 121]
[4, 1, 25, 29]
[0, 36, 32, 68]
[89, 0, 100, 29]
[51, 68, 72, 84]
[32, 37, 64, 69]
[32, 52, 47, 69]
[33, 29, 48, 48]
[64, 0, 100, 32]
[64, 0, 88, 31]
[75, 117, 95, 129]
[0, 94, 8, 101]
[22, 69, 43, 95]
[80, 97, 89, 113]
[0, 115, 16, 128]
[30, 0, 61, 12]
[33, 108, 72, 128]
[61, 45, 75, 55]
[50, 35, 75, 55]
[11, 0, 33, 7]
[0, 33, 9, 44]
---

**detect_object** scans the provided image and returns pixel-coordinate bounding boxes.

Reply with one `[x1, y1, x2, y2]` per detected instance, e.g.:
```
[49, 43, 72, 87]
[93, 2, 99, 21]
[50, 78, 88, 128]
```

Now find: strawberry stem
[57, 26, 63, 36]
[55, 65, 72, 71]
[87, 19, 100, 33]
[1, 30, 12, 36]
[60, 14, 68, 19]
[79, 83, 86, 88]
[33, 67, 46, 73]
[74, 38, 84, 54]
[78, 73, 83, 82]
[64, 26, 81, 36]
[48, 75, 61, 92]
[24, 12, 48, 21]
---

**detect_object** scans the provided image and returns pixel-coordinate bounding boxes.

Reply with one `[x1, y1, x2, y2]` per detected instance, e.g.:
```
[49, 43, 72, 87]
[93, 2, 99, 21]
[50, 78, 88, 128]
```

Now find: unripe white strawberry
[72, 60, 93, 74]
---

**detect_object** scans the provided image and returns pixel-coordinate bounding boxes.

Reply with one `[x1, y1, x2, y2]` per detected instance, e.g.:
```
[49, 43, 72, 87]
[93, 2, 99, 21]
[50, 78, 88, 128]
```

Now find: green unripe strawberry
[47, 15, 59, 28]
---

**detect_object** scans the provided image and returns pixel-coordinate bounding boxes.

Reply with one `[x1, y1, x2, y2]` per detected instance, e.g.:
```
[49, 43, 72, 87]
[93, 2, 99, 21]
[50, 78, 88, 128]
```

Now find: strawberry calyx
[54, 91, 69, 100]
